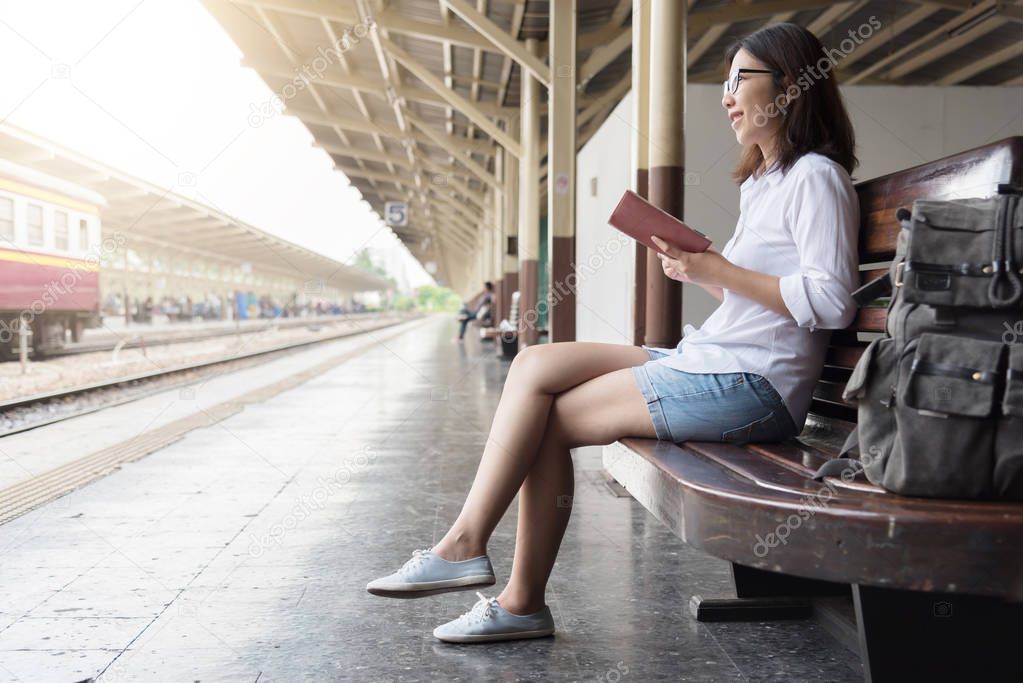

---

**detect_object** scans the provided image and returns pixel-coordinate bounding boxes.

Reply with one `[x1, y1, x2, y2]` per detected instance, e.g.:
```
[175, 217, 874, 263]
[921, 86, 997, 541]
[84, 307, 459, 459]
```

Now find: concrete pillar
[547, 0, 576, 343]
[644, 0, 686, 348]
[502, 136, 519, 325]
[481, 195, 492, 291]
[518, 39, 541, 348]
[631, 0, 650, 347]
[492, 147, 505, 321]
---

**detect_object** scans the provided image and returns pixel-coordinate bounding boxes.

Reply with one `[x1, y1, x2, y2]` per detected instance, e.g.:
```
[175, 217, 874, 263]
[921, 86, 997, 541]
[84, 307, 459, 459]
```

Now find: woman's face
[722, 48, 783, 158]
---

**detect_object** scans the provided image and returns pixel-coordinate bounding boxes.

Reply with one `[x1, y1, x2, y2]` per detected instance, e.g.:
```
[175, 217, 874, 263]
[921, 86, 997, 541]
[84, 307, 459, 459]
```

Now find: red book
[607, 190, 712, 255]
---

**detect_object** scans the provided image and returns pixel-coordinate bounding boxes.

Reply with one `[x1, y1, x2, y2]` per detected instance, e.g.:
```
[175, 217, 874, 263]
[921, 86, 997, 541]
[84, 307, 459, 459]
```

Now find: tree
[415, 284, 462, 312]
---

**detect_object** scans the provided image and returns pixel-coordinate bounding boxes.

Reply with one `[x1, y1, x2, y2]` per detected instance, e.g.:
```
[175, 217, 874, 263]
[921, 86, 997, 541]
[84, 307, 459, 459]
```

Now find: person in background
[456, 281, 495, 341]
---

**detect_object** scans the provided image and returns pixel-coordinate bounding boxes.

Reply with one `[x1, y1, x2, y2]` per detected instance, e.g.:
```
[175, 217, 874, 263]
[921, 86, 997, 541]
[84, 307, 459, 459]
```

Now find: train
[0, 159, 104, 358]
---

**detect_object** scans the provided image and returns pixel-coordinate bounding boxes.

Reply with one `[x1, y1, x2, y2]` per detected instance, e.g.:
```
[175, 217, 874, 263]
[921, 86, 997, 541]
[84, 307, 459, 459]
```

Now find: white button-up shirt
[647, 151, 860, 433]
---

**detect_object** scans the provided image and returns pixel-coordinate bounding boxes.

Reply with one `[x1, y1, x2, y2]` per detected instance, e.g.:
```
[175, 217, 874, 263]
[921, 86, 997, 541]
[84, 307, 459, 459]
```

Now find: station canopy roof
[0, 122, 391, 292]
[203, 0, 1022, 279]
[204, 0, 636, 274]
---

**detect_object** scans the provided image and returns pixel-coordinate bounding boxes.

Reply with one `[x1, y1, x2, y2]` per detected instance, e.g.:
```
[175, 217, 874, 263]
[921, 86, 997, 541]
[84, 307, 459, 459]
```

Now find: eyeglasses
[723, 68, 776, 97]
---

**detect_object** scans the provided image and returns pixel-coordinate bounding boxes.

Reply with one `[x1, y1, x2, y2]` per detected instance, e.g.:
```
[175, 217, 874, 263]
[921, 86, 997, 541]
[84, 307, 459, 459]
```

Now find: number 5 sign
[385, 201, 408, 227]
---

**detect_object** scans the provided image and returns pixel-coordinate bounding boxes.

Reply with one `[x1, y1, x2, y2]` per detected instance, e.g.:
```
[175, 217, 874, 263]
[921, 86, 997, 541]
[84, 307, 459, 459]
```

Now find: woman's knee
[509, 343, 573, 387]
[508, 344, 541, 385]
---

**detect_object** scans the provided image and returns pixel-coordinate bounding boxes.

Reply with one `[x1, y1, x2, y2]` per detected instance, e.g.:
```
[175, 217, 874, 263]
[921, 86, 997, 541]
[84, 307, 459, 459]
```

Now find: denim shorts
[631, 347, 798, 444]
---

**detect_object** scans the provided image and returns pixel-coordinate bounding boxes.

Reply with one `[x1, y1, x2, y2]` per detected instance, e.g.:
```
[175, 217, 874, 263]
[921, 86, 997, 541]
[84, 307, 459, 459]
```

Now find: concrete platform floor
[0, 314, 861, 682]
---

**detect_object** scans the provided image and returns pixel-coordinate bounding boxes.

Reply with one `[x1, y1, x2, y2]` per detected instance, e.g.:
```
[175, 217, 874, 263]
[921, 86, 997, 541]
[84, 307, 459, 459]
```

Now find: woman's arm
[715, 265, 790, 317]
[695, 282, 725, 302]
[651, 235, 790, 318]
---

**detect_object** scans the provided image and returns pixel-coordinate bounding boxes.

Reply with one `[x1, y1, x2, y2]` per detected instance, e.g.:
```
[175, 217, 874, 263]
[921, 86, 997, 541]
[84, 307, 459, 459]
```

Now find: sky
[0, 0, 434, 290]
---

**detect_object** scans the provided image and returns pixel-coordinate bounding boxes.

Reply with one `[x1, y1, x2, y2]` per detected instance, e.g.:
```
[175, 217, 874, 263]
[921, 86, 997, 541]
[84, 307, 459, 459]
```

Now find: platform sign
[384, 201, 408, 227]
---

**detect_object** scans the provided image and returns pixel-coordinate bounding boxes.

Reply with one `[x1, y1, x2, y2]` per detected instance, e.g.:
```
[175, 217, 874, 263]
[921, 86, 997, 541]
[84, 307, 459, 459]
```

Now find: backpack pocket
[903, 197, 1023, 308]
[890, 333, 1004, 497]
[995, 344, 1023, 499]
[844, 337, 899, 486]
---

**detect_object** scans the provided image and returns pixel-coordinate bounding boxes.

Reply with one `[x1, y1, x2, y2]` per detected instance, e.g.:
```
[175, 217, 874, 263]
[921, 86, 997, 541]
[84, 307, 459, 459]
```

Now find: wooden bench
[603, 137, 1023, 682]
[480, 291, 547, 352]
[482, 290, 521, 359]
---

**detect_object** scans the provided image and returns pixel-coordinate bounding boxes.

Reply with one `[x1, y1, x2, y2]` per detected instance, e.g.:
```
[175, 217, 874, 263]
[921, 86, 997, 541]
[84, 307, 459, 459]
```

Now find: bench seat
[604, 431, 1023, 598]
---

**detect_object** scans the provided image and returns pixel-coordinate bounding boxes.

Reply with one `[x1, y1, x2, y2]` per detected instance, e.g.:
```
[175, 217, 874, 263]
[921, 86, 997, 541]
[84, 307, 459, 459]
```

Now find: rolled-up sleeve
[778, 164, 860, 332]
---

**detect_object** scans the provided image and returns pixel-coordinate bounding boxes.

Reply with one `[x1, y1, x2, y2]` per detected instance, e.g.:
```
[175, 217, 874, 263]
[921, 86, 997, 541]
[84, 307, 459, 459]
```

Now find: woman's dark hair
[484, 281, 494, 291]
[724, 22, 858, 184]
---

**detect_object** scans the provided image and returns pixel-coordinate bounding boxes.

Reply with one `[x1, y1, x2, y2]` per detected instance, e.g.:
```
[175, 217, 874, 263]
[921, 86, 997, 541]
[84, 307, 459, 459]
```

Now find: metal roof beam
[379, 35, 522, 157]
[440, 0, 551, 87]
[285, 106, 403, 137]
[887, 14, 1007, 80]
[336, 164, 416, 185]
[320, 143, 413, 169]
[937, 38, 1023, 84]
[847, 0, 999, 83]
[579, 76, 630, 127]
[244, 60, 513, 117]
[418, 157, 486, 208]
[230, 0, 359, 23]
[689, 0, 835, 32]
[405, 113, 499, 189]
[805, 1, 866, 36]
[835, 4, 941, 69]
[578, 26, 631, 90]
[430, 187, 482, 225]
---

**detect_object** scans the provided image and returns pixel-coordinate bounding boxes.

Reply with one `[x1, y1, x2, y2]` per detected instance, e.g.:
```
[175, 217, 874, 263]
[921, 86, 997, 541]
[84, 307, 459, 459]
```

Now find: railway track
[0, 312, 420, 437]
[8, 312, 375, 360]
[0, 312, 426, 524]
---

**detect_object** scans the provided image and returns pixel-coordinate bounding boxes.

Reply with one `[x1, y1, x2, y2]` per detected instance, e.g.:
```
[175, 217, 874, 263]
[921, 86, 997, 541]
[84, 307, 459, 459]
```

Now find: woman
[367, 22, 860, 643]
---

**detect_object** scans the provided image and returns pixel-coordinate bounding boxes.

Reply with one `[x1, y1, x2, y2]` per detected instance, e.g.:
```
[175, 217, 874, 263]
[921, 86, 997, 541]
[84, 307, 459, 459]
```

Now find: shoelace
[398, 548, 431, 576]
[459, 592, 500, 626]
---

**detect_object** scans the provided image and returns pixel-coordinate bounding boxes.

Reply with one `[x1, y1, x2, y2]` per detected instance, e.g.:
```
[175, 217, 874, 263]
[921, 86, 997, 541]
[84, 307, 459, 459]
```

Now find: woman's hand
[651, 235, 731, 287]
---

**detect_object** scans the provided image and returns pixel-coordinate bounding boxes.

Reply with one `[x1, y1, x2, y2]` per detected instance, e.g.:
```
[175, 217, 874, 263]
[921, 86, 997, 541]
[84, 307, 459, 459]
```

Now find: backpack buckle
[894, 261, 905, 287]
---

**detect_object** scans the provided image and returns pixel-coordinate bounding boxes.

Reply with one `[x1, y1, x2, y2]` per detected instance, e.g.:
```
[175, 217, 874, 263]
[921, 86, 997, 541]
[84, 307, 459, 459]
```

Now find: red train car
[0, 160, 104, 357]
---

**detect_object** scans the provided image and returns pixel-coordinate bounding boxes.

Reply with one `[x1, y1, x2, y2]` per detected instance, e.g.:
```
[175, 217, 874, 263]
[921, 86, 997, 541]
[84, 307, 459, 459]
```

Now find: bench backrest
[806, 137, 1023, 434]
[509, 290, 521, 327]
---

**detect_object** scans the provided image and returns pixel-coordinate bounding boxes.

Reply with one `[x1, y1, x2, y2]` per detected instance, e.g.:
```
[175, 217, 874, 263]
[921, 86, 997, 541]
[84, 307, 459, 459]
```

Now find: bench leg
[853, 584, 1023, 682]
[690, 563, 848, 622]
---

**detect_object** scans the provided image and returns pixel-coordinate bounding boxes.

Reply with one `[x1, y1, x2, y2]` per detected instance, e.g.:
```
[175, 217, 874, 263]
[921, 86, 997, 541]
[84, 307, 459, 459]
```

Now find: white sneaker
[433, 592, 555, 643]
[366, 549, 496, 598]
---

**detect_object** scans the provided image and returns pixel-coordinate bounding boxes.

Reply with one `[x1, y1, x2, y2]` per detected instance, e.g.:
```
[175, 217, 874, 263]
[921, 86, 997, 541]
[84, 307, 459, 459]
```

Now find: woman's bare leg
[496, 367, 656, 614]
[431, 342, 652, 562]
[495, 424, 574, 614]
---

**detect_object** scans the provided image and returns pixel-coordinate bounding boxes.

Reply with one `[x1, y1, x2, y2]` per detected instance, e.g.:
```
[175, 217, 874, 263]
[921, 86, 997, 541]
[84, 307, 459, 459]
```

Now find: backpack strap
[851, 273, 891, 306]
[988, 195, 1022, 307]
[810, 429, 866, 481]
[812, 457, 864, 481]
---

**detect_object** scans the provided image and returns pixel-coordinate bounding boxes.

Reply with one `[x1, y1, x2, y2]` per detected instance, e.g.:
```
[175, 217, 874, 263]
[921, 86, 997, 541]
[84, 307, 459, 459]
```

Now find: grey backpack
[814, 187, 1023, 499]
